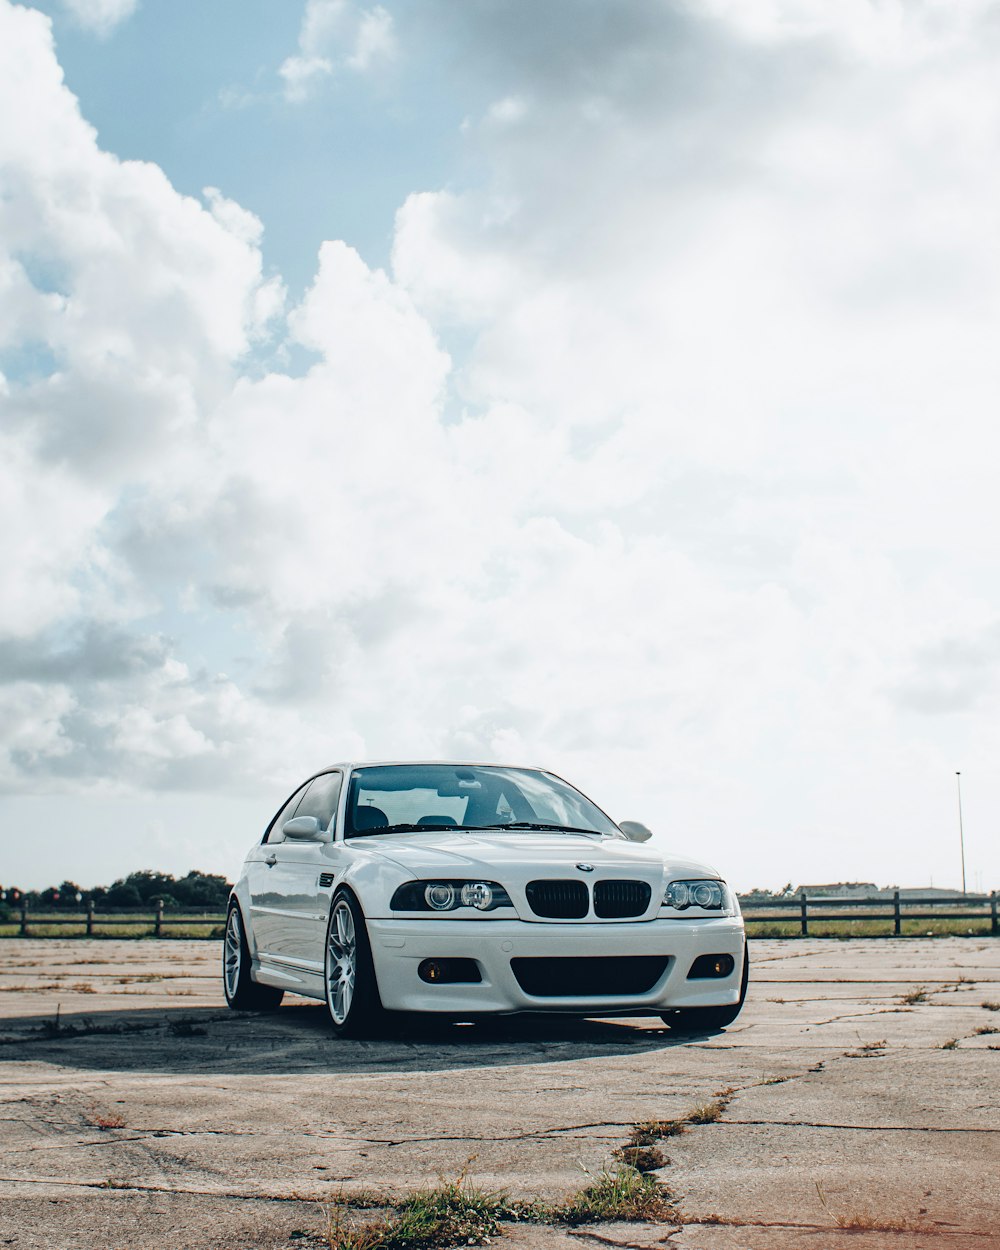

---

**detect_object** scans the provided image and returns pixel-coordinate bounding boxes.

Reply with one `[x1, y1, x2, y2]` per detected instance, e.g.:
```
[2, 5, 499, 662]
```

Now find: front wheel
[324, 891, 386, 1038]
[661, 942, 749, 1033]
[223, 902, 284, 1011]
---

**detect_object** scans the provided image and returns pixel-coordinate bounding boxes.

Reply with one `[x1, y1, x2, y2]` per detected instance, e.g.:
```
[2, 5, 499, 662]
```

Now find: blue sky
[29, 0, 469, 295]
[2, 0, 1000, 894]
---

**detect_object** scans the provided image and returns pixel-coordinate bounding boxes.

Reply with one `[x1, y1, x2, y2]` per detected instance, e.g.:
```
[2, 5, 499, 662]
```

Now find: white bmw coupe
[224, 762, 747, 1037]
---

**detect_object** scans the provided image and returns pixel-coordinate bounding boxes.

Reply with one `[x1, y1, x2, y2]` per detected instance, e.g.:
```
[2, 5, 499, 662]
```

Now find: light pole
[956, 771, 966, 895]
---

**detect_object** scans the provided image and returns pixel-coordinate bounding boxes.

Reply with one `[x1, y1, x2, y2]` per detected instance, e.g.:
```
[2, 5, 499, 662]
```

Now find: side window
[294, 772, 344, 831]
[263, 783, 309, 844]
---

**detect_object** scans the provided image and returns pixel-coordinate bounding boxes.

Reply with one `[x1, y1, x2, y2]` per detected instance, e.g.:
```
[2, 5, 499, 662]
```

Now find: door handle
[265, 853, 277, 866]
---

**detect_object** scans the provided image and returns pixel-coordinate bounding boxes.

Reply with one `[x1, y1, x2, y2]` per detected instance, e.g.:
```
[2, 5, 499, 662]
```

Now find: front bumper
[367, 915, 745, 1014]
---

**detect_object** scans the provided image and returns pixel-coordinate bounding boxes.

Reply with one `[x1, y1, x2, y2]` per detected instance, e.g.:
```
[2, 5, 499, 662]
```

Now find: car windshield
[344, 764, 622, 839]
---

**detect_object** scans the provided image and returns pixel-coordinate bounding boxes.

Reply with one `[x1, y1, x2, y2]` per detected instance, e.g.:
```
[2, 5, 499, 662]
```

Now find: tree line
[0, 869, 233, 916]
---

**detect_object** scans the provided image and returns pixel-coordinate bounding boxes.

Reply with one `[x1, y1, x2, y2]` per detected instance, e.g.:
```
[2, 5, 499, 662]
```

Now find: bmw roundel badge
[576, 862, 595, 872]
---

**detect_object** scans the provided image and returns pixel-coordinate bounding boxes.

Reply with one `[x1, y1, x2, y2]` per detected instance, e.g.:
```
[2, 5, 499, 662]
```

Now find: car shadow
[0, 1000, 714, 1076]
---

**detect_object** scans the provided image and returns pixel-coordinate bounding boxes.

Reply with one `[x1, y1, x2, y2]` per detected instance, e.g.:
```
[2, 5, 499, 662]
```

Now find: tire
[661, 942, 749, 1033]
[223, 901, 285, 1011]
[324, 890, 386, 1038]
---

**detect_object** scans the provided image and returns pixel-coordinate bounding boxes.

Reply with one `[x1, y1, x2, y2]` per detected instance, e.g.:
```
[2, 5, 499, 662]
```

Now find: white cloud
[348, 6, 396, 71]
[60, 0, 137, 36]
[279, 0, 396, 100]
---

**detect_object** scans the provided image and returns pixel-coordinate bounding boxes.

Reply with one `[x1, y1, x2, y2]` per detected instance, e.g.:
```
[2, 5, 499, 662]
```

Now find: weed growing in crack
[627, 1119, 686, 1145]
[686, 1099, 727, 1124]
[973, 1025, 1000, 1036]
[939, 1038, 959, 1050]
[846, 1039, 887, 1058]
[325, 1173, 530, 1250]
[88, 1107, 127, 1130]
[981, 1001, 1000, 1012]
[613, 1144, 667, 1173]
[554, 1166, 678, 1225]
[815, 1183, 923, 1233]
[901, 987, 928, 1004]
[323, 1162, 682, 1250]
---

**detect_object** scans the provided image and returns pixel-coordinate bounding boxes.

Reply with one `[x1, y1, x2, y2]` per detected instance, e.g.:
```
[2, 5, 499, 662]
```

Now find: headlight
[663, 878, 725, 911]
[390, 880, 513, 912]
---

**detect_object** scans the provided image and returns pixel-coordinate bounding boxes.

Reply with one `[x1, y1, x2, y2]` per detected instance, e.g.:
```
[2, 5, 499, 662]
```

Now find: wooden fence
[740, 890, 999, 936]
[4, 900, 221, 937]
[3, 890, 998, 937]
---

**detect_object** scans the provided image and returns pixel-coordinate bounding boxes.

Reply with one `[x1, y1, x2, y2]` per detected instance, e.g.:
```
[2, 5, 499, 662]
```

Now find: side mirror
[619, 820, 653, 843]
[282, 815, 325, 841]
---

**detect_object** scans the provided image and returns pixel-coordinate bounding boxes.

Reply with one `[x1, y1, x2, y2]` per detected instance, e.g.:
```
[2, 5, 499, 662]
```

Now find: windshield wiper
[476, 822, 601, 836]
[379, 823, 459, 833]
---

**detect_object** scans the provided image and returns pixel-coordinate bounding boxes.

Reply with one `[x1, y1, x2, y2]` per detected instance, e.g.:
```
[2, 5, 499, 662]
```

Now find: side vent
[318, 872, 335, 888]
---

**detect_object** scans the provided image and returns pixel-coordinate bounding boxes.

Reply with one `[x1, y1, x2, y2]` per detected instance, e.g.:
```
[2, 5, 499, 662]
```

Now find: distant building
[790, 883, 987, 901]
[794, 882, 879, 899]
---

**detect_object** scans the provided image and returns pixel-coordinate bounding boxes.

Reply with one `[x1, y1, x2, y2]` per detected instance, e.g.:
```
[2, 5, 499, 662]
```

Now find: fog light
[687, 953, 735, 979]
[418, 958, 482, 984]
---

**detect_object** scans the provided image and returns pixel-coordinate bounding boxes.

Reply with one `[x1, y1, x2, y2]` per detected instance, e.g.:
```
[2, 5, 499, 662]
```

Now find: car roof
[321, 760, 544, 772]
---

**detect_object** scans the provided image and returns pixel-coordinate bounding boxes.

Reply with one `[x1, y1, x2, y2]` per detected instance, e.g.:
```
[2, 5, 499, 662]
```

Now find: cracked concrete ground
[0, 937, 997, 1250]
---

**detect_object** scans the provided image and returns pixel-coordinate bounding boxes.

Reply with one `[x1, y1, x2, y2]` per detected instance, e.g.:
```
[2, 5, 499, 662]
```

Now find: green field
[744, 916, 995, 938]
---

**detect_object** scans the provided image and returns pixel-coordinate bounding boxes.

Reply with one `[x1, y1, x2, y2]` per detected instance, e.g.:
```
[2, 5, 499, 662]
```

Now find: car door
[246, 781, 310, 959]
[257, 770, 344, 970]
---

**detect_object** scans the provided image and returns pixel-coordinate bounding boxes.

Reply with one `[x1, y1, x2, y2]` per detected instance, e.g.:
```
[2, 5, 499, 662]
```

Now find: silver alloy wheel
[224, 907, 242, 1000]
[327, 900, 357, 1025]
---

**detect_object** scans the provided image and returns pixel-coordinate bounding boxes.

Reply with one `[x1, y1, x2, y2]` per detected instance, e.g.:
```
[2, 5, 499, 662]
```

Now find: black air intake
[593, 879, 651, 918]
[525, 879, 589, 919]
[511, 956, 669, 997]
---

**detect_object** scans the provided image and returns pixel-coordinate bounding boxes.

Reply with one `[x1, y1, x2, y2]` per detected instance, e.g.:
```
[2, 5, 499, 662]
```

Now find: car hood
[357, 830, 721, 881]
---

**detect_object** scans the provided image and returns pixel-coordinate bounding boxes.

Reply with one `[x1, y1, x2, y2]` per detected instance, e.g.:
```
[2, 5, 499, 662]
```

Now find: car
[223, 761, 747, 1037]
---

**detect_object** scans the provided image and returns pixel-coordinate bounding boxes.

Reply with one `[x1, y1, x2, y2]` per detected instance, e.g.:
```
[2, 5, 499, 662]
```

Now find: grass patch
[743, 917, 994, 938]
[553, 1167, 677, 1225]
[324, 1163, 682, 1250]
[88, 1108, 127, 1130]
[613, 1144, 667, 1173]
[973, 1025, 1000, 1036]
[685, 1099, 727, 1125]
[326, 1176, 514, 1250]
[627, 1119, 686, 1146]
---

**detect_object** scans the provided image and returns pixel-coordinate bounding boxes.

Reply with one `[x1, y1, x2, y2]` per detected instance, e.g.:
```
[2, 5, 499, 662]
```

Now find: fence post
[992, 891, 998, 937]
[800, 891, 808, 937]
[20, 904, 28, 937]
[86, 899, 94, 937]
[893, 889, 901, 937]
[155, 899, 164, 938]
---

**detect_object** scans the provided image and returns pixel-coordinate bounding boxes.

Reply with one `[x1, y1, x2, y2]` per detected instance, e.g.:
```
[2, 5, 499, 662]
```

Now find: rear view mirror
[283, 815, 325, 840]
[619, 820, 653, 843]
